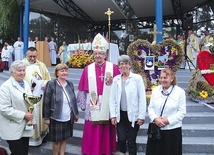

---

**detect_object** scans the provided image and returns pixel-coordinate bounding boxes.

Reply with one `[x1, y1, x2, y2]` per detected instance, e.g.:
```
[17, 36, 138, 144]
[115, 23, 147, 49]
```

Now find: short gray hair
[118, 55, 132, 65]
[9, 60, 26, 74]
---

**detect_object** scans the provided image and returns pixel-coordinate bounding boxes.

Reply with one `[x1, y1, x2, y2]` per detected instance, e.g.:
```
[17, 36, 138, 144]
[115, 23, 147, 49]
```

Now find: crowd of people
[166, 29, 213, 69]
[0, 32, 191, 155]
[0, 47, 79, 155]
[0, 36, 61, 72]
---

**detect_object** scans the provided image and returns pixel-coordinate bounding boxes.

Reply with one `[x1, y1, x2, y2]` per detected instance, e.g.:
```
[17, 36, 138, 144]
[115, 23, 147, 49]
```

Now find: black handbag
[147, 86, 174, 141]
[147, 122, 161, 140]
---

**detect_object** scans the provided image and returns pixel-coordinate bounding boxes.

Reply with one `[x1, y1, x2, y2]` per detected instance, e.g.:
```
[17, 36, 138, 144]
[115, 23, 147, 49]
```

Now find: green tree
[0, 0, 19, 44]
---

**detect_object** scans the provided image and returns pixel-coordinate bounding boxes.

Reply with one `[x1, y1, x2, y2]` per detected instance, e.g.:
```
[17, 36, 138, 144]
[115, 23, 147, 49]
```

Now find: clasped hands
[154, 117, 169, 128]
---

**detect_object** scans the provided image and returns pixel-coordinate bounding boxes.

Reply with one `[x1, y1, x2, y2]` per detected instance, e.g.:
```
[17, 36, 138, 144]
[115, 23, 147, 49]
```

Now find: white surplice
[49, 41, 57, 65]
[13, 41, 24, 60]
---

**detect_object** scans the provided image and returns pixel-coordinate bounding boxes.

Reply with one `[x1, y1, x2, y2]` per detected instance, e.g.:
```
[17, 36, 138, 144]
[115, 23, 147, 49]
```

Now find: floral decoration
[199, 90, 209, 99]
[187, 41, 214, 103]
[66, 50, 94, 68]
[187, 68, 214, 103]
[188, 89, 214, 100]
[127, 39, 184, 89]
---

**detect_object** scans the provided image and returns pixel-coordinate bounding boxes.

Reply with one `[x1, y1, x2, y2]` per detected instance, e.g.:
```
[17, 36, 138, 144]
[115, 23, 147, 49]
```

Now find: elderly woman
[109, 55, 147, 155]
[43, 63, 79, 155]
[146, 68, 186, 155]
[0, 60, 34, 155]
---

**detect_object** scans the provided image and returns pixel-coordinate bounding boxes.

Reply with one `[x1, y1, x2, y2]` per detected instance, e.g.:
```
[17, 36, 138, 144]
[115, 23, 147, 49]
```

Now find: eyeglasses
[28, 55, 37, 58]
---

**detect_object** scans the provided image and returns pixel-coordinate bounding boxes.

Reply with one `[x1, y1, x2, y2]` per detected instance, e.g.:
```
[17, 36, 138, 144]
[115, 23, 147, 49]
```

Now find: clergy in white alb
[49, 37, 57, 65]
[7, 43, 14, 67]
[199, 30, 213, 51]
[13, 37, 24, 60]
[28, 37, 36, 48]
[1, 43, 10, 70]
[186, 30, 199, 68]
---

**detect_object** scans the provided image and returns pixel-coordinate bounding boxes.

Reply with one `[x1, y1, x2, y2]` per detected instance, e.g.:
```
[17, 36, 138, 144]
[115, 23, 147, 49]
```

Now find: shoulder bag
[147, 86, 174, 141]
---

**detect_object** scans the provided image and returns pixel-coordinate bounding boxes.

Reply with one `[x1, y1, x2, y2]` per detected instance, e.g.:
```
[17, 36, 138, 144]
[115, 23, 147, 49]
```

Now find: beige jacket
[0, 76, 33, 140]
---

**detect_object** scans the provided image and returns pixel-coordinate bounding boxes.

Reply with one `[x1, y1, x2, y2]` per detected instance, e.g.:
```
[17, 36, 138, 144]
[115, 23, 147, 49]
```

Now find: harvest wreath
[127, 39, 184, 89]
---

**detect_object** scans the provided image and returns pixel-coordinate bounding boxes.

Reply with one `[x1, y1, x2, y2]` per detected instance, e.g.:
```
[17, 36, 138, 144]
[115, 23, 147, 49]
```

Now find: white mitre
[92, 33, 109, 53]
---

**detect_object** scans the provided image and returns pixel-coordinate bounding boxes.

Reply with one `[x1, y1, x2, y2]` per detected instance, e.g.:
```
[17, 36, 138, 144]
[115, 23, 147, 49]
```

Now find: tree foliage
[0, 0, 19, 44]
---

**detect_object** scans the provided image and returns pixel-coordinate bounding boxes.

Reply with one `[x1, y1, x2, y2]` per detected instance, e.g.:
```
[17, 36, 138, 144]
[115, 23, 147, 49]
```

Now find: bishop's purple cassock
[77, 61, 120, 155]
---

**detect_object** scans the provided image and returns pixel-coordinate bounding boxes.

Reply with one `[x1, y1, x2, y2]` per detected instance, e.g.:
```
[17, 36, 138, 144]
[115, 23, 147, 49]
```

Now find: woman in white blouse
[146, 68, 186, 155]
[109, 55, 147, 155]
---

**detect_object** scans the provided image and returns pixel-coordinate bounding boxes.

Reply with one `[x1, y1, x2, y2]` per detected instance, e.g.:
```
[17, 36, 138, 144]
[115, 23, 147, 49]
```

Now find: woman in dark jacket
[43, 64, 78, 155]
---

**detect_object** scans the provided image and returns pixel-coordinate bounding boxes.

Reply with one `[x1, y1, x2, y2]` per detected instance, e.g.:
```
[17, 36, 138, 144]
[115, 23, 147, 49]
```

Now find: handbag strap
[160, 86, 174, 116]
[56, 79, 72, 110]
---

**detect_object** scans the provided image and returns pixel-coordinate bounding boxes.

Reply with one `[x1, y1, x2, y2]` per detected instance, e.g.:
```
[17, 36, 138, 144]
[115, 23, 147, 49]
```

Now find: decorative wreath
[127, 39, 184, 89]
[187, 67, 214, 103]
[187, 48, 214, 103]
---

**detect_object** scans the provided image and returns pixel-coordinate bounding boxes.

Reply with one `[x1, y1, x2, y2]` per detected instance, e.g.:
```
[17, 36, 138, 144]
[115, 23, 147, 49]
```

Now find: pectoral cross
[99, 73, 105, 81]
[149, 24, 162, 43]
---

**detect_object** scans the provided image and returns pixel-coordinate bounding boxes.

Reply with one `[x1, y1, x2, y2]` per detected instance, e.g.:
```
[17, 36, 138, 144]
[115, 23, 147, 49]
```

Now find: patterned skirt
[48, 118, 73, 142]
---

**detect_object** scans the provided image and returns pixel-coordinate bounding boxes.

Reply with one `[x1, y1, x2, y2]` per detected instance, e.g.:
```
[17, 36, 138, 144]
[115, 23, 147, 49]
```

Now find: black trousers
[7, 137, 29, 155]
[117, 110, 140, 155]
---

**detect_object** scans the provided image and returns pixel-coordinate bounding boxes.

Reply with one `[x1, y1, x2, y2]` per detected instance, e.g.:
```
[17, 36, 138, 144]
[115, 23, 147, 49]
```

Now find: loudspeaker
[183, 13, 193, 30]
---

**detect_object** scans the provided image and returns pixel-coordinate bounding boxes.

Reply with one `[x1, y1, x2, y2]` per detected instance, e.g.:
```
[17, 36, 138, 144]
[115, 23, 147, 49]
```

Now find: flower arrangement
[66, 50, 94, 68]
[127, 39, 183, 89]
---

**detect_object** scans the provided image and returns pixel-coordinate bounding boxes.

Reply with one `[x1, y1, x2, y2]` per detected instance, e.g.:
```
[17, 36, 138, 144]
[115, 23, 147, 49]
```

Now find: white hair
[9, 60, 26, 74]
[118, 55, 132, 65]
